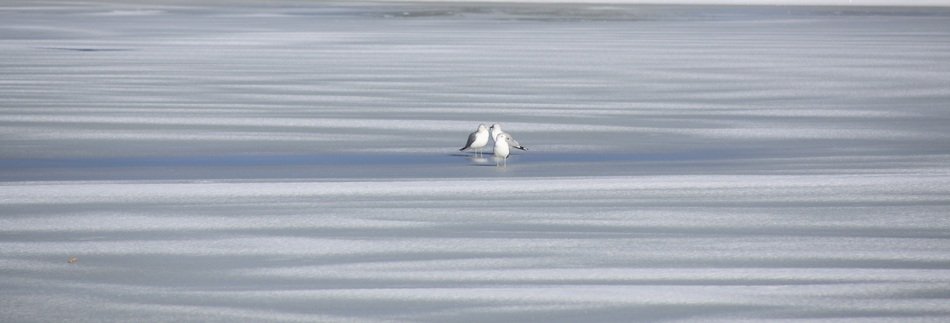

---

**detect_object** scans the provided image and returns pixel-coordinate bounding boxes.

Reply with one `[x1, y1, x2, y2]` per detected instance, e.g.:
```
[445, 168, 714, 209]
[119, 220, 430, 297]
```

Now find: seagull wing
[460, 131, 477, 151]
[508, 138, 528, 150]
[509, 137, 527, 150]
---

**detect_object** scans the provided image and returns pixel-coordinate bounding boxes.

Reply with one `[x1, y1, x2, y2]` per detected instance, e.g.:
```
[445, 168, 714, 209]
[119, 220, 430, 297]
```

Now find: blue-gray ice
[2, 1, 950, 322]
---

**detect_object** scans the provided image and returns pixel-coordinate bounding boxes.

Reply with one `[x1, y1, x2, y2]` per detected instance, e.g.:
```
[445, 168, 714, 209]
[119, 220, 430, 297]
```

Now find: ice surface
[2, 1, 950, 322]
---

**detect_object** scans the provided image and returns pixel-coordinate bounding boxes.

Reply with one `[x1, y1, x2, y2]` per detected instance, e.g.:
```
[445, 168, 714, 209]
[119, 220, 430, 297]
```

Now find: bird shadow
[449, 154, 498, 166]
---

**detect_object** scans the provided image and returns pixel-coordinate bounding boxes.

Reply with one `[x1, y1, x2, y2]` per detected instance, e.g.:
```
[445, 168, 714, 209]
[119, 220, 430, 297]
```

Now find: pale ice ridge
[0, 127, 391, 143]
[0, 115, 635, 133]
[0, 114, 939, 145]
[3, 174, 948, 205]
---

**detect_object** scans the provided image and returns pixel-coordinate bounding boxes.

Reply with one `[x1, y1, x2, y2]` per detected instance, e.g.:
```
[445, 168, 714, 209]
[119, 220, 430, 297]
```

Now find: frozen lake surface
[2, 1, 950, 321]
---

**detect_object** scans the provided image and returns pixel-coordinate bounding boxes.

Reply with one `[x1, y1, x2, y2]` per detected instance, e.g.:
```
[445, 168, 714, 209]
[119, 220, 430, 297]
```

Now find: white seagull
[489, 124, 526, 151]
[494, 133, 514, 167]
[459, 124, 489, 157]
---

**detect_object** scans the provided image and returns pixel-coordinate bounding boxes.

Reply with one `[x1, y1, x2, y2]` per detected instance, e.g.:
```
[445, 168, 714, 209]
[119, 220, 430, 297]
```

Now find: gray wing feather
[460, 132, 477, 150]
[509, 137, 527, 150]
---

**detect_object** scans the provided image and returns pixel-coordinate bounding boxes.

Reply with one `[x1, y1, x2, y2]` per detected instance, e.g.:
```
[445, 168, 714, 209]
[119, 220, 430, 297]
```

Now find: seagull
[459, 124, 489, 157]
[489, 123, 504, 141]
[489, 124, 526, 151]
[494, 133, 513, 167]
